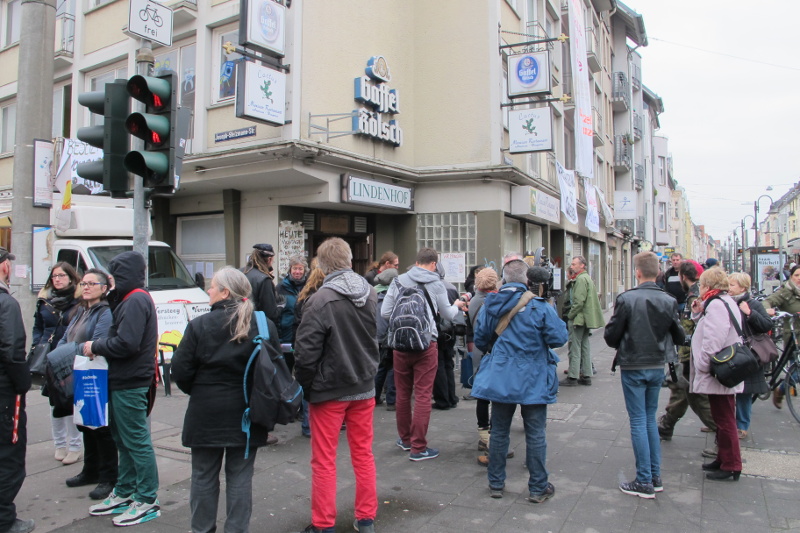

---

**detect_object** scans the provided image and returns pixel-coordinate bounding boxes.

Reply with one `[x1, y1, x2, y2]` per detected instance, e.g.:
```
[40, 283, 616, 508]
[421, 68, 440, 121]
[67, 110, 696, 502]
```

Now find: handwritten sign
[278, 220, 305, 276]
[440, 252, 466, 284]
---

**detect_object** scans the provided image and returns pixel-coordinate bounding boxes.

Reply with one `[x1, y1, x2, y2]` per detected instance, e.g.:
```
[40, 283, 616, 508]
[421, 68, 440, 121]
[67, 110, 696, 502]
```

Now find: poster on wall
[757, 253, 781, 293]
[439, 252, 466, 284]
[556, 161, 579, 225]
[584, 183, 600, 233]
[33, 139, 55, 207]
[31, 225, 55, 291]
[278, 220, 305, 276]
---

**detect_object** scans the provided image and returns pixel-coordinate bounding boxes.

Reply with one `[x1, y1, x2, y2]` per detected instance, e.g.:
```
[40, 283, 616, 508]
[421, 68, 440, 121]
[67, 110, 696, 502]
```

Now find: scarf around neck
[701, 288, 722, 302]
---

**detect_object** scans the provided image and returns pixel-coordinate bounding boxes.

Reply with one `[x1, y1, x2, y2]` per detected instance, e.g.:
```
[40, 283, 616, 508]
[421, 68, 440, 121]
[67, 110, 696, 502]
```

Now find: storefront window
[503, 217, 521, 257]
[416, 212, 476, 286]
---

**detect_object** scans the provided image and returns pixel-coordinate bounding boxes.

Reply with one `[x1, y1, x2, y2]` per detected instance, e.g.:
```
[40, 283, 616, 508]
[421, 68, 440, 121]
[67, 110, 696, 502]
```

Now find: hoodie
[91, 251, 159, 391]
[380, 265, 460, 342]
[294, 269, 379, 403]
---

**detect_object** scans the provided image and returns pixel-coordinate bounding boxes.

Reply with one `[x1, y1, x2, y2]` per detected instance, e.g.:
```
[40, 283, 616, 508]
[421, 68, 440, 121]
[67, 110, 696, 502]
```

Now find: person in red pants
[294, 238, 380, 533]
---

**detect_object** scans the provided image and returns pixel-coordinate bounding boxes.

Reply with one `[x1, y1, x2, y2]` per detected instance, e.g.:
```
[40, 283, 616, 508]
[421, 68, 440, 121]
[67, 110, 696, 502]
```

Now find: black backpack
[386, 279, 434, 352]
[241, 311, 303, 455]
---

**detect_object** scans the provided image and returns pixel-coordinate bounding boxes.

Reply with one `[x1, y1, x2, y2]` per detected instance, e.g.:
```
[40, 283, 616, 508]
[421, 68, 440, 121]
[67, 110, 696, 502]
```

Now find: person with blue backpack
[171, 267, 280, 533]
[381, 247, 468, 462]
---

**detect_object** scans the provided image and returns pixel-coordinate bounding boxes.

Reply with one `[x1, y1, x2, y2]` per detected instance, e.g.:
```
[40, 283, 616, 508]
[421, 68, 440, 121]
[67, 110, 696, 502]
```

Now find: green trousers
[567, 323, 592, 379]
[109, 387, 159, 504]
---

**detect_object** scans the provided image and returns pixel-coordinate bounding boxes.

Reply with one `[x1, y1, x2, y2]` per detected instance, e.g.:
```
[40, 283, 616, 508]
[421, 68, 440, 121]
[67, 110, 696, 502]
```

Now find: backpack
[241, 311, 303, 456]
[386, 278, 434, 352]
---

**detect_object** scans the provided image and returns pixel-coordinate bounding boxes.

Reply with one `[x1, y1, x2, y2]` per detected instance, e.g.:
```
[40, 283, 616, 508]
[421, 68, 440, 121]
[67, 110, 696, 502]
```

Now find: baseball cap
[0, 247, 15, 262]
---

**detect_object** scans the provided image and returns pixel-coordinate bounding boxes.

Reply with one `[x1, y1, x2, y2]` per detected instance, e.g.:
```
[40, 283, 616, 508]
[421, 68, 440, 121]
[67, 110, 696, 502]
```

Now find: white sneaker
[89, 492, 133, 516]
[111, 501, 160, 526]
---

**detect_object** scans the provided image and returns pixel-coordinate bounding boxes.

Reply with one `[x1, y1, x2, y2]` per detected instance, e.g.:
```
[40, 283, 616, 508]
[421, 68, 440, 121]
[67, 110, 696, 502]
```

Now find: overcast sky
[625, 0, 800, 248]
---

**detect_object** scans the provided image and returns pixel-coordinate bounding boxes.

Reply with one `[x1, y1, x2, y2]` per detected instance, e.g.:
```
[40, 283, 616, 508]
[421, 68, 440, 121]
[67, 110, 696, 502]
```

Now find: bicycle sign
[128, 0, 173, 46]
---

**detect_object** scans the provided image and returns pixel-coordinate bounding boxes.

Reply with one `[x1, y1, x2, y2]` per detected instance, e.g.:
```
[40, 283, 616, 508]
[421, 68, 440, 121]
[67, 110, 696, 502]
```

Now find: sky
[624, 0, 800, 247]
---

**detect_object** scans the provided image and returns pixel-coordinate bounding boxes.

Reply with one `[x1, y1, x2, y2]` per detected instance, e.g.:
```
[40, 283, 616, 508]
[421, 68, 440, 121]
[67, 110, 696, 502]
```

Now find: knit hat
[475, 268, 499, 291]
[374, 267, 398, 285]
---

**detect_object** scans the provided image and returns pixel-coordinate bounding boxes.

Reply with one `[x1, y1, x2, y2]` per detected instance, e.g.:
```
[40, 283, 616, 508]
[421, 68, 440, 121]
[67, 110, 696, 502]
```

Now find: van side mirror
[194, 272, 205, 289]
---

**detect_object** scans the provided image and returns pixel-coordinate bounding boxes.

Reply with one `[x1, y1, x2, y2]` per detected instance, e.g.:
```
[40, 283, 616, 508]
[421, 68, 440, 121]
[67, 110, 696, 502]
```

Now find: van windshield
[87, 246, 197, 291]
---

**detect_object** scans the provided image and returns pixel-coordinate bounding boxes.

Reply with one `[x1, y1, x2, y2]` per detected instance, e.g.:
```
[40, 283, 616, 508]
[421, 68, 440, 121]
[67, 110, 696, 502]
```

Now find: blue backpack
[241, 311, 303, 456]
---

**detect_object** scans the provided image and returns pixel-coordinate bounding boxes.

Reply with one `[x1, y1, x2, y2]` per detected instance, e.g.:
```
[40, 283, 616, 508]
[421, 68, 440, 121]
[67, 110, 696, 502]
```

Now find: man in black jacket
[664, 253, 686, 312]
[604, 252, 685, 500]
[84, 251, 160, 526]
[294, 237, 379, 533]
[240, 244, 279, 324]
[0, 248, 35, 533]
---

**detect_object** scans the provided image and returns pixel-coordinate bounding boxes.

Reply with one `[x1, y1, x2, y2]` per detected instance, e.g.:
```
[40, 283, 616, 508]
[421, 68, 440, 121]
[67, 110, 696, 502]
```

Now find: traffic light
[124, 71, 190, 195]
[75, 81, 131, 197]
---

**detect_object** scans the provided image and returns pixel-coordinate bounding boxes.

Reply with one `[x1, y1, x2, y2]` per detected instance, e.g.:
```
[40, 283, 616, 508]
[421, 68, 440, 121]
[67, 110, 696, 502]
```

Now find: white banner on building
[556, 161, 579, 225]
[568, 0, 593, 180]
[614, 191, 637, 220]
[509, 107, 553, 153]
[56, 139, 104, 196]
[585, 182, 600, 233]
[596, 188, 614, 225]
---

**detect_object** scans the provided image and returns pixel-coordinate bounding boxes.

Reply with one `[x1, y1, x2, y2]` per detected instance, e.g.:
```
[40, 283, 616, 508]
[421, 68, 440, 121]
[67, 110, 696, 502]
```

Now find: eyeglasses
[79, 281, 104, 288]
[51, 273, 68, 279]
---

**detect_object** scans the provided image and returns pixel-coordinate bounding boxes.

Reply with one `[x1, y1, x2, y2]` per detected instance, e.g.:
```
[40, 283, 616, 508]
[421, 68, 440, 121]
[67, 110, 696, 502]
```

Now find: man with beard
[657, 261, 717, 451]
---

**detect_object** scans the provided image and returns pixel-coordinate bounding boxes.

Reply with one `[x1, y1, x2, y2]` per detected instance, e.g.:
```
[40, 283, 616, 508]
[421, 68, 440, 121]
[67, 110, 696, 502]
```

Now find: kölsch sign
[353, 56, 403, 147]
[342, 174, 413, 210]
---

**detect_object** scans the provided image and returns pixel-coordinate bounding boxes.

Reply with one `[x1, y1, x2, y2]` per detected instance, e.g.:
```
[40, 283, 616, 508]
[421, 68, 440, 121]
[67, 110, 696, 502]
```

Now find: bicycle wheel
[784, 363, 800, 424]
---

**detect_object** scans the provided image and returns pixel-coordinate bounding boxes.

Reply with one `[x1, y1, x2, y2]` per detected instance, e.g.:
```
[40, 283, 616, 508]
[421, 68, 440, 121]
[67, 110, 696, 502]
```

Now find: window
[1, 102, 15, 154]
[177, 215, 226, 260]
[416, 212, 477, 287]
[215, 28, 243, 102]
[4, 0, 20, 47]
[154, 43, 197, 147]
[658, 202, 667, 232]
[657, 156, 666, 185]
[87, 67, 127, 126]
[52, 85, 72, 139]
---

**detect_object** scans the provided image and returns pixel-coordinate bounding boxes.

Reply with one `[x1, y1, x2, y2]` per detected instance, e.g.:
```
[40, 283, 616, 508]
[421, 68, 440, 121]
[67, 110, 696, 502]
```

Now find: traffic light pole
[133, 39, 154, 266]
[10, 0, 56, 334]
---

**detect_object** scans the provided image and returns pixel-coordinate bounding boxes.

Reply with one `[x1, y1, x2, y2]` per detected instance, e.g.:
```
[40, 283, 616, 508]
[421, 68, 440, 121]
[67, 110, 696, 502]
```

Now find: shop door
[309, 233, 372, 275]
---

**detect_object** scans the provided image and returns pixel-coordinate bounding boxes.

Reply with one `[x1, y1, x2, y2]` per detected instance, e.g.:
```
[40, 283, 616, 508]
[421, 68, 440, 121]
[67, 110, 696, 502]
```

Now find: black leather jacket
[604, 282, 686, 370]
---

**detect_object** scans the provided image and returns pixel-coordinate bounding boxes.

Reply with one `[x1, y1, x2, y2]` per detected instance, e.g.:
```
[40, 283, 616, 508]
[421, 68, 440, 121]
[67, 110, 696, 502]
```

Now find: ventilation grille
[354, 216, 368, 233]
[303, 213, 315, 231]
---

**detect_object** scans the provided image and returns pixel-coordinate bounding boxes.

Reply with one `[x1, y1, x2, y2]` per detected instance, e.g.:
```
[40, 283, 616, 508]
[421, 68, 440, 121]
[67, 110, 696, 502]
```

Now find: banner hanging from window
[584, 182, 600, 233]
[568, 0, 594, 180]
[557, 161, 579, 225]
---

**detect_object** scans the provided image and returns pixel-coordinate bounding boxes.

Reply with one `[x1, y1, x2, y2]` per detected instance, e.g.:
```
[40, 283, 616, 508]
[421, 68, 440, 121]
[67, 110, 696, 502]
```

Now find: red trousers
[393, 342, 438, 453]
[308, 398, 377, 529]
[708, 394, 742, 471]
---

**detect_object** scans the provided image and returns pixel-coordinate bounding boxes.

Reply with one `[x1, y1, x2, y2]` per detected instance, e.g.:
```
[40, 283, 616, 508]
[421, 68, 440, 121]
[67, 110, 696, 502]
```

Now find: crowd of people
[0, 241, 793, 533]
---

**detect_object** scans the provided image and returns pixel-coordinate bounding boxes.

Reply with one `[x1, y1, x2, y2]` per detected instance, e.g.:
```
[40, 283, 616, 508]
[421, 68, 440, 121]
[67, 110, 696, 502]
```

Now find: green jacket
[567, 271, 604, 329]
[765, 282, 800, 345]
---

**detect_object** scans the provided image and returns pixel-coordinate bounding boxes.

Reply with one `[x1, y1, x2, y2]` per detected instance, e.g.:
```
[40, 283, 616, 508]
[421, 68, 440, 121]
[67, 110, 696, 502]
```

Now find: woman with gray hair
[278, 254, 309, 354]
[171, 267, 281, 533]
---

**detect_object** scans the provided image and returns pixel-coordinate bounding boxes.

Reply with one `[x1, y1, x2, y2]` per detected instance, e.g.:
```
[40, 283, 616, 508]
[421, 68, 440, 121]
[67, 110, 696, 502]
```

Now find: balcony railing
[614, 135, 631, 171]
[586, 28, 601, 73]
[631, 63, 641, 91]
[54, 12, 74, 57]
[611, 72, 630, 111]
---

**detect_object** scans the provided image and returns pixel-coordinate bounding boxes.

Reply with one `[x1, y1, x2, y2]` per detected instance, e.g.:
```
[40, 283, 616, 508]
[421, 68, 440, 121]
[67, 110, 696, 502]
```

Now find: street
[15, 325, 800, 533]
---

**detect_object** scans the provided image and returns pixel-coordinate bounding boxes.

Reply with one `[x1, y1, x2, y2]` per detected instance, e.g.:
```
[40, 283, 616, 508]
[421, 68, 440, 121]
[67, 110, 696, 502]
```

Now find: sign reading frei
[507, 51, 552, 97]
[128, 0, 173, 47]
[341, 174, 413, 210]
[353, 56, 403, 147]
[235, 61, 286, 125]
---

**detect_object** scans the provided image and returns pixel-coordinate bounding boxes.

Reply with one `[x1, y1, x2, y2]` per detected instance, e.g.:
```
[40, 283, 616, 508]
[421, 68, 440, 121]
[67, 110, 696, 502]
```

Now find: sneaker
[7, 518, 35, 533]
[89, 492, 133, 516]
[559, 377, 578, 387]
[619, 480, 655, 499]
[652, 476, 664, 493]
[395, 438, 411, 451]
[702, 447, 718, 459]
[657, 424, 673, 441]
[489, 486, 504, 499]
[409, 447, 439, 461]
[111, 500, 161, 526]
[299, 526, 335, 533]
[528, 482, 555, 503]
[66, 472, 99, 488]
[577, 377, 592, 386]
[386, 405, 396, 411]
[353, 518, 375, 533]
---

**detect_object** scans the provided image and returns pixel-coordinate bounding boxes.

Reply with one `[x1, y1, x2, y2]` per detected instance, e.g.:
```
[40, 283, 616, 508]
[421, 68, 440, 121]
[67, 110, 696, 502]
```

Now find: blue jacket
[472, 283, 568, 405]
[278, 274, 306, 344]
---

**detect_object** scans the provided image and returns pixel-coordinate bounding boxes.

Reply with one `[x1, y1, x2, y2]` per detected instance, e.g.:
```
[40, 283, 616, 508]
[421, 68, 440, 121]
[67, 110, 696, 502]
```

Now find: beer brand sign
[352, 56, 403, 147]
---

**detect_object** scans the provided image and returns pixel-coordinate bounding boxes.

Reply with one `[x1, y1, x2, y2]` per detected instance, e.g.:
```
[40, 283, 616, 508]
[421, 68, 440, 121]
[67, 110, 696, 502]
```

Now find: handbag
[710, 300, 761, 388]
[27, 338, 52, 377]
[745, 329, 779, 365]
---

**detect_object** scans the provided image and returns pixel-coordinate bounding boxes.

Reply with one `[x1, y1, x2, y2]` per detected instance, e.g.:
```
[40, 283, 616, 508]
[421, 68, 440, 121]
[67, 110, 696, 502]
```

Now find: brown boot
[773, 387, 784, 409]
[477, 454, 489, 467]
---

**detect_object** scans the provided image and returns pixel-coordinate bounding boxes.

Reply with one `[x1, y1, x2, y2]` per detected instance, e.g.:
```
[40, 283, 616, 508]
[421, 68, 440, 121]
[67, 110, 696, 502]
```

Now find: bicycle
[139, 5, 163, 27]
[762, 310, 800, 424]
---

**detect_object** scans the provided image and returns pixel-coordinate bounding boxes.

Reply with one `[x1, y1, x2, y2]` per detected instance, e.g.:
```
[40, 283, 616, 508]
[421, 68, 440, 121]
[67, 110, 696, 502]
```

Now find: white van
[51, 200, 210, 359]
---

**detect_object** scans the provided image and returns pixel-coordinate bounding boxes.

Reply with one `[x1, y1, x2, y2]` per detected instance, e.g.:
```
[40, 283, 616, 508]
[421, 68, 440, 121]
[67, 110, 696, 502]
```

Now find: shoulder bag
[27, 304, 62, 379]
[710, 300, 761, 388]
[740, 311, 778, 364]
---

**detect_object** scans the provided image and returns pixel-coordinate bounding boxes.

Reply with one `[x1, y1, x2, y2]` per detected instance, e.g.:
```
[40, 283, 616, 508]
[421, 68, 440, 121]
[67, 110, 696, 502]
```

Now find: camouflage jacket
[677, 282, 699, 362]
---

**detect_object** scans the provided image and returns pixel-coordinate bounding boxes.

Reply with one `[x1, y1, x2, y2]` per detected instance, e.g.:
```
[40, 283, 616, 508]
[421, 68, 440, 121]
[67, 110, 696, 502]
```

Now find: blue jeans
[487, 402, 549, 495]
[620, 369, 662, 484]
[735, 393, 753, 431]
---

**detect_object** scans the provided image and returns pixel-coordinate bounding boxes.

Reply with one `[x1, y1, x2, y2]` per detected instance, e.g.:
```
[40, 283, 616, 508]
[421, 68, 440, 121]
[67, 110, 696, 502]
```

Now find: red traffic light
[127, 75, 171, 112]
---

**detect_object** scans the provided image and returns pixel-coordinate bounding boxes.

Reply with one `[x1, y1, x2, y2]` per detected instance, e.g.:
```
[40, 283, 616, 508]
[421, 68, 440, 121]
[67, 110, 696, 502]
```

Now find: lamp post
[741, 214, 755, 273]
[754, 195, 774, 291]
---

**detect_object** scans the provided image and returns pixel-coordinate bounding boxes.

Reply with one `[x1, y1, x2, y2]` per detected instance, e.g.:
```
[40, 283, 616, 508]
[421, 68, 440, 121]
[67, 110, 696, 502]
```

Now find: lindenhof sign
[353, 56, 403, 147]
[342, 174, 413, 211]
